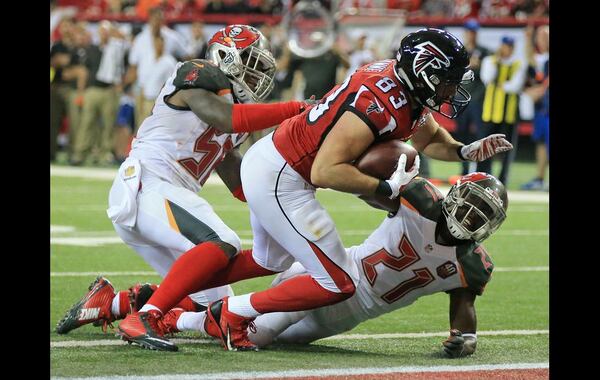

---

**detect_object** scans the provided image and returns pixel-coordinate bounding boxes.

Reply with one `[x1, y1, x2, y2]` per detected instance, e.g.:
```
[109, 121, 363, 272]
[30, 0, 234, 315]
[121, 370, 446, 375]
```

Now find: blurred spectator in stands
[71, 21, 129, 166]
[480, 0, 512, 18]
[452, 0, 480, 18]
[125, 6, 192, 130]
[136, 0, 168, 19]
[50, 19, 89, 162]
[454, 19, 490, 176]
[279, 42, 350, 100]
[421, 0, 453, 16]
[51, 17, 80, 161]
[477, 35, 526, 186]
[511, 0, 549, 19]
[50, 0, 77, 44]
[188, 21, 207, 59]
[347, 33, 375, 75]
[204, 0, 248, 13]
[520, 25, 549, 191]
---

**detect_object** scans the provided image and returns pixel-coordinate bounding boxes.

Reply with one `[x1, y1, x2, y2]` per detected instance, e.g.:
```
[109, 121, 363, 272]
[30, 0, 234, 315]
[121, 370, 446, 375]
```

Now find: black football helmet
[395, 28, 474, 119]
[442, 172, 508, 242]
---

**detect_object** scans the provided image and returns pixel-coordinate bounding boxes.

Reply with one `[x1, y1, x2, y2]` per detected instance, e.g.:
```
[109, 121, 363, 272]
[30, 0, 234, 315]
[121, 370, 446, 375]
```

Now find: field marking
[50, 236, 253, 247]
[51, 165, 549, 203]
[51, 362, 549, 380]
[51, 225, 76, 233]
[51, 329, 548, 348]
[50, 266, 548, 278]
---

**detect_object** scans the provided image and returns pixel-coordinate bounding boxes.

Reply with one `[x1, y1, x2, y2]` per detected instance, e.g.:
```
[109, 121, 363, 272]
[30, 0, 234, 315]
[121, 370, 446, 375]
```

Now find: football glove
[442, 329, 477, 358]
[385, 154, 420, 199]
[460, 134, 513, 162]
[128, 283, 158, 313]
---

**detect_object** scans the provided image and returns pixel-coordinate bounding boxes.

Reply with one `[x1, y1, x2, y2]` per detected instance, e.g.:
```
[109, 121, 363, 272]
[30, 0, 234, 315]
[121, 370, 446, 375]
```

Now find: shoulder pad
[399, 177, 444, 221]
[173, 59, 231, 94]
[456, 244, 494, 296]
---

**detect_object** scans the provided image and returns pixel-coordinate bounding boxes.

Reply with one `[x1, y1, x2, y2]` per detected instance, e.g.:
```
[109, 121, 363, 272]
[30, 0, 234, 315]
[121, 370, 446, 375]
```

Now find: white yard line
[51, 362, 549, 380]
[51, 329, 548, 349]
[51, 165, 549, 203]
[50, 236, 253, 247]
[50, 267, 548, 278]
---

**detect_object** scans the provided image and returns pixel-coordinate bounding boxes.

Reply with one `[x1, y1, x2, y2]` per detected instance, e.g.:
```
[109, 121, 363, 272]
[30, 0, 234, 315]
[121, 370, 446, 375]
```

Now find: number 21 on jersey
[361, 234, 434, 304]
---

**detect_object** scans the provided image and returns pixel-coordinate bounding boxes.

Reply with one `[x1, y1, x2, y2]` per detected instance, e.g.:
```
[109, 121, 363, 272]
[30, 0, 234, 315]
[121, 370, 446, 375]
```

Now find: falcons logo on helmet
[412, 41, 451, 76]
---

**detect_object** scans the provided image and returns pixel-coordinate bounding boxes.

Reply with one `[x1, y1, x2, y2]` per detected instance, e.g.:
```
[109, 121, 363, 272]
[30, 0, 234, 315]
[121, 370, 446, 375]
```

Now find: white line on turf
[51, 329, 548, 348]
[50, 225, 76, 233]
[50, 267, 548, 277]
[51, 165, 549, 203]
[50, 237, 254, 247]
[50, 362, 549, 380]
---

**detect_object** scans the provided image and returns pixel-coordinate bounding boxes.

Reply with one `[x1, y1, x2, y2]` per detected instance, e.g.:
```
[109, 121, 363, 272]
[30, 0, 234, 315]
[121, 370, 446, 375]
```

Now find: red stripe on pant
[307, 241, 356, 294]
[250, 242, 356, 314]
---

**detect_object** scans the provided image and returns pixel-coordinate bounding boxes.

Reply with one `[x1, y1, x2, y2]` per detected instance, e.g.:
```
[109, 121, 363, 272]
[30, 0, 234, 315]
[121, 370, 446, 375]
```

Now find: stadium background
[50, 1, 549, 378]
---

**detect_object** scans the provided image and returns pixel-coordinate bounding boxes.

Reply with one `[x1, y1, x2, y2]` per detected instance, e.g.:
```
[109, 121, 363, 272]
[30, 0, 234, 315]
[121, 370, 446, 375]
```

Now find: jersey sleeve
[456, 244, 494, 296]
[398, 177, 444, 221]
[172, 59, 232, 95]
[345, 84, 398, 138]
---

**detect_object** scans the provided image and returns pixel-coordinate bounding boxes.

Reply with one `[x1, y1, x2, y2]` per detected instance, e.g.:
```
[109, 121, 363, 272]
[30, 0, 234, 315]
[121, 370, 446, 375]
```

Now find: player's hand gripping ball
[355, 140, 418, 214]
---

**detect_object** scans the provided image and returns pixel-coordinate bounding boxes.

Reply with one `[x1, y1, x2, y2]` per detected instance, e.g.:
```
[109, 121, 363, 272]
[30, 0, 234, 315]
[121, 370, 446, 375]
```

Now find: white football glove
[385, 154, 420, 199]
[460, 134, 513, 162]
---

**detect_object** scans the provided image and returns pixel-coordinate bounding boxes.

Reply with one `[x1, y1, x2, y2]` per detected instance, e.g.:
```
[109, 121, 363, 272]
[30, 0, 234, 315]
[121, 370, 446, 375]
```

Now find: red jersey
[273, 59, 428, 185]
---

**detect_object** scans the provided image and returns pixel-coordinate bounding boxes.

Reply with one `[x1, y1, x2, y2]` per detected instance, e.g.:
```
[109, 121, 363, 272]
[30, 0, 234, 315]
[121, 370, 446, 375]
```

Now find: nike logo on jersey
[78, 307, 100, 321]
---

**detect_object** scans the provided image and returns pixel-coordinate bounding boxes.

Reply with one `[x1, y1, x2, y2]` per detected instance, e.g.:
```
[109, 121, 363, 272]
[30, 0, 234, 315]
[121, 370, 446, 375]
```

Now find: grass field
[50, 161, 549, 379]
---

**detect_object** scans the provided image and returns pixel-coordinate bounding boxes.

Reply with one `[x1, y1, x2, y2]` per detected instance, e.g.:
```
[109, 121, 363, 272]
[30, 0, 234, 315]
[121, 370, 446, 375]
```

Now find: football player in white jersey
[147, 172, 508, 357]
[55, 25, 313, 347]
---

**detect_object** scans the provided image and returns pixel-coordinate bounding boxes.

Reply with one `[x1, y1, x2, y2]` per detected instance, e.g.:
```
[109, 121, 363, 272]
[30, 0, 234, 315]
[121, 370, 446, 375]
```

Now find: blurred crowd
[50, 1, 549, 189]
[53, 0, 549, 19]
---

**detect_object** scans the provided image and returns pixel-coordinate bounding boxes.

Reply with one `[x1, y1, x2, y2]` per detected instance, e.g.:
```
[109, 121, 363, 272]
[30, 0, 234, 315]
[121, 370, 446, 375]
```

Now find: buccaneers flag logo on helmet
[412, 41, 451, 76]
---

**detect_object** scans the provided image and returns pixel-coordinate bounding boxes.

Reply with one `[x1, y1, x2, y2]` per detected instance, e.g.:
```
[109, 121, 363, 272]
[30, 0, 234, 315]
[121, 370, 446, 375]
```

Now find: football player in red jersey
[115, 28, 513, 352]
[150, 173, 507, 358]
[55, 25, 315, 348]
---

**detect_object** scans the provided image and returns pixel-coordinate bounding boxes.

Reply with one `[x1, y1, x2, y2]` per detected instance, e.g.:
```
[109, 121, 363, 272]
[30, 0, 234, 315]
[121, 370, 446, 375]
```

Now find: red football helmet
[442, 172, 508, 242]
[206, 25, 276, 102]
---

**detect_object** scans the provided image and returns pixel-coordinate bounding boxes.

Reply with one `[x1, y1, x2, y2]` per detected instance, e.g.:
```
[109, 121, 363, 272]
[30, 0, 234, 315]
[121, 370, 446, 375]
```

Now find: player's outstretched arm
[442, 288, 478, 358]
[215, 148, 246, 202]
[411, 113, 512, 162]
[173, 88, 307, 134]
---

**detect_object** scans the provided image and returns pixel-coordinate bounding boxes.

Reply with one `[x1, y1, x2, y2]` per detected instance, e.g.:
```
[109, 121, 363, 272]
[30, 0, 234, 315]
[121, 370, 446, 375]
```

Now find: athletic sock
[176, 311, 207, 333]
[110, 291, 130, 319]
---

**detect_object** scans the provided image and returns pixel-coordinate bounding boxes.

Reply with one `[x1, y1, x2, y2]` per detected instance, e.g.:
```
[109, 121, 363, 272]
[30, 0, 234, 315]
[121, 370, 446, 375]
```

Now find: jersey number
[308, 76, 352, 124]
[375, 77, 408, 110]
[178, 128, 233, 185]
[361, 234, 435, 304]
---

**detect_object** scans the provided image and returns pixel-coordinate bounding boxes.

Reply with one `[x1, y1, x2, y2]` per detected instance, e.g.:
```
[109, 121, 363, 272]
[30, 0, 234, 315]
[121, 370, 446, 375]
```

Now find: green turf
[50, 172, 548, 377]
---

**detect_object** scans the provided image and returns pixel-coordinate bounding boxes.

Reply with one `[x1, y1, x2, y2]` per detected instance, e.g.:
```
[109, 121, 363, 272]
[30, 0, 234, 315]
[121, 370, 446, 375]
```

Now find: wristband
[375, 180, 392, 197]
[457, 145, 467, 161]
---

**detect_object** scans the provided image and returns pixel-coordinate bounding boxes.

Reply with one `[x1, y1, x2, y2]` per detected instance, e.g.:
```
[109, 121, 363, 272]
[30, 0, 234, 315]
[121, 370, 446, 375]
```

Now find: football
[355, 140, 418, 180]
[355, 140, 418, 213]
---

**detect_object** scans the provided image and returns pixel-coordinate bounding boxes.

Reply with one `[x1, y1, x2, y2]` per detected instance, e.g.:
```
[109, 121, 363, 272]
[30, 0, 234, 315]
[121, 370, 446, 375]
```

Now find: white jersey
[306, 178, 493, 333]
[130, 61, 248, 193]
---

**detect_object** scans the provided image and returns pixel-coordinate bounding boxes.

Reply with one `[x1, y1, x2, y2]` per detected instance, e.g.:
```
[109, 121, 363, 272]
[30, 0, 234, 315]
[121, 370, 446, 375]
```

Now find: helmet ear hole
[218, 50, 226, 59]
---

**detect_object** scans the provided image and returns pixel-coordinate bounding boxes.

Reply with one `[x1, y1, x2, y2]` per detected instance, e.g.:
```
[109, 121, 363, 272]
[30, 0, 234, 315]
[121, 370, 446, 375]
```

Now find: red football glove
[460, 134, 513, 162]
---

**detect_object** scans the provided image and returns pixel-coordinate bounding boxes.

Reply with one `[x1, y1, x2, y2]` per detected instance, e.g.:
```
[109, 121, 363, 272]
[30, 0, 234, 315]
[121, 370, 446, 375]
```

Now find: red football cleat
[205, 297, 258, 351]
[161, 308, 185, 335]
[116, 310, 178, 352]
[56, 276, 116, 334]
